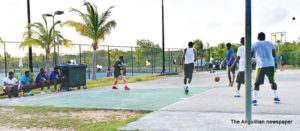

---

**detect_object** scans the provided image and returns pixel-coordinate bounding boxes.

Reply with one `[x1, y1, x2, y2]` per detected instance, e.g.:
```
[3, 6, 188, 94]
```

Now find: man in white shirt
[181, 42, 197, 94]
[3, 72, 20, 98]
[209, 56, 215, 73]
[229, 37, 245, 98]
[251, 32, 280, 106]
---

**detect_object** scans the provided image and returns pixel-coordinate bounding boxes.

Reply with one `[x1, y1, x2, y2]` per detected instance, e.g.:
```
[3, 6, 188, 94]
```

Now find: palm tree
[20, 15, 71, 74]
[65, 2, 117, 80]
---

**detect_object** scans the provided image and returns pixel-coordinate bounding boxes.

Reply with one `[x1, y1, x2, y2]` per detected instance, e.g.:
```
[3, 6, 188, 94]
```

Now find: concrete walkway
[120, 70, 300, 130]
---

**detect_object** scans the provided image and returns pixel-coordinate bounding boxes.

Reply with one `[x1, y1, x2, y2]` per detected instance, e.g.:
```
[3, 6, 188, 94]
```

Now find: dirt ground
[0, 107, 142, 131]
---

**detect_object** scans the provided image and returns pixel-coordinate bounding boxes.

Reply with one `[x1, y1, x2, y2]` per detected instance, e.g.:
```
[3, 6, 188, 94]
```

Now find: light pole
[245, 0, 252, 121]
[44, 11, 64, 66]
[27, 0, 33, 72]
[161, 0, 166, 73]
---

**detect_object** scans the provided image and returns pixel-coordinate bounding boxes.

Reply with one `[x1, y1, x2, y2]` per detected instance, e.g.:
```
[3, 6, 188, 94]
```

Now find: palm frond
[98, 6, 115, 27]
[64, 21, 91, 38]
[98, 20, 117, 41]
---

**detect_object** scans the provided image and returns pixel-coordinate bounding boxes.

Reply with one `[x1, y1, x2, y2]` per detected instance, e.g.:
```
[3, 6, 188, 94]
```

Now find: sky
[0, 0, 300, 57]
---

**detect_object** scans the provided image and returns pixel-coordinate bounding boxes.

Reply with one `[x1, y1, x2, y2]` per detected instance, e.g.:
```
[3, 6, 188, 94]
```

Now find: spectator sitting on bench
[49, 66, 63, 92]
[21, 71, 36, 96]
[3, 72, 20, 98]
[35, 68, 51, 94]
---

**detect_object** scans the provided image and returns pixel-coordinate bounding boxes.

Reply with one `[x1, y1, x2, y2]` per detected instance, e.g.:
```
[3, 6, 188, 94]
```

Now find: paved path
[120, 70, 300, 130]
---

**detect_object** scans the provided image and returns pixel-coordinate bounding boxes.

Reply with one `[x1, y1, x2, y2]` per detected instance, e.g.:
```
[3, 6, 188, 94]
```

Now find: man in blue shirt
[251, 32, 280, 106]
[49, 66, 63, 92]
[35, 68, 51, 94]
[21, 71, 36, 95]
[223, 43, 236, 87]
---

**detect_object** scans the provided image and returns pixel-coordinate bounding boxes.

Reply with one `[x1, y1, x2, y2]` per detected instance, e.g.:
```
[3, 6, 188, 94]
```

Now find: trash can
[59, 64, 87, 91]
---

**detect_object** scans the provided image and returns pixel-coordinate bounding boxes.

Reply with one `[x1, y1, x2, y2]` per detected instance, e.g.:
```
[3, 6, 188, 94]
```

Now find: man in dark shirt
[35, 68, 51, 94]
[112, 56, 130, 90]
[49, 66, 63, 92]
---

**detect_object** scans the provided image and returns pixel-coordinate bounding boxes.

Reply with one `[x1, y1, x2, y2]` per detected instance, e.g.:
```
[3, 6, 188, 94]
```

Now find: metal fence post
[154, 52, 156, 73]
[131, 47, 134, 76]
[79, 44, 82, 64]
[168, 48, 171, 72]
[151, 47, 154, 74]
[108, 46, 110, 70]
[4, 42, 7, 77]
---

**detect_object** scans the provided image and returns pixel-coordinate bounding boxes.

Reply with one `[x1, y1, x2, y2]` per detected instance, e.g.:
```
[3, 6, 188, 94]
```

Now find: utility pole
[245, 0, 252, 121]
[161, 0, 166, 73]
[27, 0, 33, 72]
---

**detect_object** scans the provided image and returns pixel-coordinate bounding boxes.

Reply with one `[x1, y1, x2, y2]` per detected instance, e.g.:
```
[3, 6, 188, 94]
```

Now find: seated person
[21, 71, 36, 95]
[49, 66, 63, 92]
[3, 72, 20, 98]
[35, 68, 51, 94]
[106, 69, 112, 77]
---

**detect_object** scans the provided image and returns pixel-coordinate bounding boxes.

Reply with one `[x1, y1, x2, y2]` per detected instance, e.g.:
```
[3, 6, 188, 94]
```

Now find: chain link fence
[0, 41, 186, 79]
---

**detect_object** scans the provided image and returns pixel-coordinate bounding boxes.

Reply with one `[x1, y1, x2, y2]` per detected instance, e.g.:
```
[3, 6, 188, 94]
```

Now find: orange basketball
[214, 76, 220, 82]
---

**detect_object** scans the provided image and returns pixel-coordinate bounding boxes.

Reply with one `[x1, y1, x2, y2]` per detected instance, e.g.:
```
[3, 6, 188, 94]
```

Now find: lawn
[0, 74, 167, 99]
[0, 106, 150, 131]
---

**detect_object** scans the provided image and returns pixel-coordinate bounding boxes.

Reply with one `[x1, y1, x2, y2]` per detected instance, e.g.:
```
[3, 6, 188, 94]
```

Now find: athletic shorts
[114, 70, 123, 78]
[236, 71, 245, 84]
[184, 63, 194, 79]
[3, 86, 13, 92]
[254, 67, 276, 86]
[50, 79, 61, 84]
[209, 64, 213, 68]
[228, 65, 236, 74]
[22, 84, 33, 90]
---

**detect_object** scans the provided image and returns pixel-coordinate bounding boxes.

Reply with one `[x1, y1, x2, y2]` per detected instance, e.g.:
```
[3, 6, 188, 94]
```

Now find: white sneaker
[234, 92, 240, 98]
[47, 89, 51, 93]
[40, 91, 45, 95]
[183, 85, 188, 90]
[186, 85, 189, 90]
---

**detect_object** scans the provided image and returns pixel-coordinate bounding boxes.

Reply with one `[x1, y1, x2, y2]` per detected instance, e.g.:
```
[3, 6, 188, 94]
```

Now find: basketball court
[0, 70, 300, 130]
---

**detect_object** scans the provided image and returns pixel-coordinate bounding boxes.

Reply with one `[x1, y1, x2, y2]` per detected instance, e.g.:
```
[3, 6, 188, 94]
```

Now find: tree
[134, 40, 161, 70]
[65, 2, 117, 80]
[109, 49, 123, 62]
[20, 15, 70, 74]
[193, 39, 204, 51]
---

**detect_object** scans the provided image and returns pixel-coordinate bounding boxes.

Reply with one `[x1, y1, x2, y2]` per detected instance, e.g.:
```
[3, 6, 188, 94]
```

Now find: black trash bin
[59, 64, 87, 91]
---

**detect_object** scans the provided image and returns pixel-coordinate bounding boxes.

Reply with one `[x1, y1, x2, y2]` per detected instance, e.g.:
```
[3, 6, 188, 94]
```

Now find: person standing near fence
[181, 42, 197, 94]
[209, 56, 215, 73]
[112, 56, 130, 90]
[280, 55, 285, 71]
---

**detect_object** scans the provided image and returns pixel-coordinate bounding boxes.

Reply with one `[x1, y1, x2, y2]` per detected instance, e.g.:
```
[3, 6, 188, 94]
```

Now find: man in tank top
[181, 42, 197, 94]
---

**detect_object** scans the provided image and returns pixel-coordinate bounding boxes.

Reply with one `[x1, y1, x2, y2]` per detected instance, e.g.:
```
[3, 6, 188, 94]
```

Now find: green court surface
[13, 87, 224, 110]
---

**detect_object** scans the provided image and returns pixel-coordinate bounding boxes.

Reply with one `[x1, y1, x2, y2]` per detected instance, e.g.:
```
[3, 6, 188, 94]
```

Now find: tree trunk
[46, 51, 50, 76]
[92, 49, 97, 80]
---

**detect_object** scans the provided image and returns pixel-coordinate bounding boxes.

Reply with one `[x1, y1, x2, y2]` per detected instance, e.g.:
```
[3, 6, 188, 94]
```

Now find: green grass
[0, 106, 149, 130]
[78, 116, 141, 131]
[283, 65, 300, 70]
[0, 74, 166, 99]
